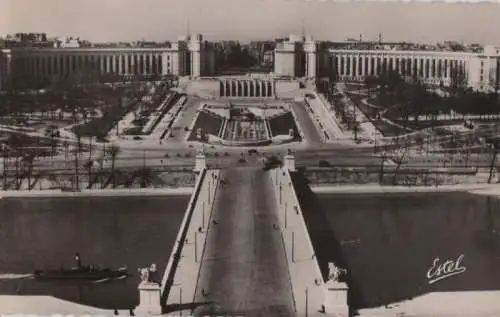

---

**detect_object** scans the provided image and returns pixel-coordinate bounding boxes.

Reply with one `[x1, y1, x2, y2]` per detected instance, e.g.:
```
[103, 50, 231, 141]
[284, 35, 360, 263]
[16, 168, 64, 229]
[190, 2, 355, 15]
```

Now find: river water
[313, 192, 500, 309]
[0, 195, 189, 310]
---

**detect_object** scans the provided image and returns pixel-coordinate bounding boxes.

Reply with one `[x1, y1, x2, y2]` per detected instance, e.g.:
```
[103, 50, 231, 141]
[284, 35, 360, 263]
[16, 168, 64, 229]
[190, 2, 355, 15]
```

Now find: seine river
[311, 191, 500, 309]
[0, 195, 189, 310]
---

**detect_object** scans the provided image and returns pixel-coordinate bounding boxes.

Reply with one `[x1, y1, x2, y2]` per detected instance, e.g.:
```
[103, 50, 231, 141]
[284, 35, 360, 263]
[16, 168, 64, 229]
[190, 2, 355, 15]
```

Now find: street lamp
[279, 183, 282, 204]
[202, 202, 206, 229]
[284, 202, 287, 229]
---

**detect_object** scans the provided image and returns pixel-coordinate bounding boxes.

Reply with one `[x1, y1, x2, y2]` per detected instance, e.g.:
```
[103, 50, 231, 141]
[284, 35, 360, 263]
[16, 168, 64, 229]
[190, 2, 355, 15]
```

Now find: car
[318, 160, 331, 167]
[248, 149, 258, 155]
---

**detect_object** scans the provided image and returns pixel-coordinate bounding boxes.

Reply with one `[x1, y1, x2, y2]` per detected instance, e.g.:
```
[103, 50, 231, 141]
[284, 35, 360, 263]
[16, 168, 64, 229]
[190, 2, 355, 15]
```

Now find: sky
[1, 0, 500, 44]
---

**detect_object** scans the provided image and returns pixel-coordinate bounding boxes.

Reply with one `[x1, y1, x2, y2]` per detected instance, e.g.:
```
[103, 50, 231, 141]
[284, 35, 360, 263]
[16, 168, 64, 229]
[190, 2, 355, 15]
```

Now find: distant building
[262, 50, 274, 67]
[273, 34, 500, 92]
[1, 31, 500, 93]
[0, 33, 216, 89]
[53, 37, 81, 48]
[329, 45, 500, 92]
[274, 34, 306, 77]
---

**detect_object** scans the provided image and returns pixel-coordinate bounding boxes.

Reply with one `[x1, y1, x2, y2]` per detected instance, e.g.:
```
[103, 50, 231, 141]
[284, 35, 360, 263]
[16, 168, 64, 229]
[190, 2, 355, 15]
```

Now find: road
[6, 146, 495, 173]
[194, 167, 296, 317]
[290, 101, 323, 146]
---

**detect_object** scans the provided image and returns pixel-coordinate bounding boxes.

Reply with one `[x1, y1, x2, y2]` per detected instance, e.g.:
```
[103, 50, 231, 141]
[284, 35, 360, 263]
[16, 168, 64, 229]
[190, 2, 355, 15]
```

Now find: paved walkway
[311, 183, 500, 194]
[0, 295, 117, 315]
[358, 291, 500, 317]
[193, 167, 296, 316]
[290, 101, 322, 146]
[164, 170, 220, 315]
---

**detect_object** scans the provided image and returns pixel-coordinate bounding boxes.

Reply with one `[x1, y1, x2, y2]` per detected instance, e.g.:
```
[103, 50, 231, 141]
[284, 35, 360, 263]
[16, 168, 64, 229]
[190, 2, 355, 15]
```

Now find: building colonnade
[219, 79, 274, 98]
[7, 49, 183, 80]
[331, 50, 470, 86]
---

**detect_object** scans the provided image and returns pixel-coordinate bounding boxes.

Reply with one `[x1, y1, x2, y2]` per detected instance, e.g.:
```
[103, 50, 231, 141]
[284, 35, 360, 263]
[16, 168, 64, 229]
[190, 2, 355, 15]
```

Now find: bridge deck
[194, 167, 296, 316]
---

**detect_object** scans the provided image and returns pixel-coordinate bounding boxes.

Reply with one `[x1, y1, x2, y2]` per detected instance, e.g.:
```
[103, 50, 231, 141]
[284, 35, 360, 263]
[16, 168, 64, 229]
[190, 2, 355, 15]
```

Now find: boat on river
[33, 252, 128, 281]
[34, 266, 128, 280]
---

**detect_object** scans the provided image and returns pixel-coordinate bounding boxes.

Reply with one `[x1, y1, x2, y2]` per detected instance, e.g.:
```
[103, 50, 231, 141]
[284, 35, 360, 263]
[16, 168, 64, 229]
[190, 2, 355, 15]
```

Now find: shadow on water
[290, 170, 432, 312]
[291, 173, 500, 312]
[289, 170, 364, 313]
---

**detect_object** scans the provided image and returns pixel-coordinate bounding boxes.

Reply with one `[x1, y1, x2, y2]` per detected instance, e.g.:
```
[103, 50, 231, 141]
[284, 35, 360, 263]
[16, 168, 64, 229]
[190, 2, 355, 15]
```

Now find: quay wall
[0, 187, 193, 199]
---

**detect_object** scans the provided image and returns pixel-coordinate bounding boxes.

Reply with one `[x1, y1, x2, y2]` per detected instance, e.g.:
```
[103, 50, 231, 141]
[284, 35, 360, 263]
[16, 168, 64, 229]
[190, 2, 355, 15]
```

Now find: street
[194, 167, 296, 316]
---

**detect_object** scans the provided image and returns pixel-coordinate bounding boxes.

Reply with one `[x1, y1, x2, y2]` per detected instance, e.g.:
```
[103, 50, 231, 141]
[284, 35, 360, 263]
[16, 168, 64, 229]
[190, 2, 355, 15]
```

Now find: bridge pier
[284, 152, 296, 172]
[194, 152, 207, 172]
[324, 279, 349, 316]
[136, 281, 162, 316]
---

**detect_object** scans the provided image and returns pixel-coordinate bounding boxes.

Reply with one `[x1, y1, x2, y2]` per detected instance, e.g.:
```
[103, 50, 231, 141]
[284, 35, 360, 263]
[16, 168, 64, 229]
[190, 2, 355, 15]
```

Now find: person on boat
[74, 253, 82, 269]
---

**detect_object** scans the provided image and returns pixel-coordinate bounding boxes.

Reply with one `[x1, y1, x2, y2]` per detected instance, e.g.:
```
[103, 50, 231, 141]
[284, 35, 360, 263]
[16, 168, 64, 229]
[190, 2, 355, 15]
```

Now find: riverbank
[0, 187, 193, 199]
[311, 183, 500, 194]
[0, 295, 114, 315]
[358, 290, 500, 317]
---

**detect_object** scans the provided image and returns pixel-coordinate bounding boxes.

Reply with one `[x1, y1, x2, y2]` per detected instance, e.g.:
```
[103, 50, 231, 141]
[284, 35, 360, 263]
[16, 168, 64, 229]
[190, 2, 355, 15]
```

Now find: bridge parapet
[270, 165, 349, 316]
[157, 168, 220, 314]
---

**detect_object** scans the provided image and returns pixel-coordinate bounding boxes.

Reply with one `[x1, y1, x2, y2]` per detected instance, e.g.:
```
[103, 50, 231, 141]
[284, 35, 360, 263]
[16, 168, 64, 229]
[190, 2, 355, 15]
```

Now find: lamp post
[284, 202, 288, 229]
[488, 143, 497, 184]
[208, 180, 211, 201]
[279, 183, 282, 205]
[305, 288, 309, 317]
[202, 201, 206, 229]
[194, 231, 198, 263]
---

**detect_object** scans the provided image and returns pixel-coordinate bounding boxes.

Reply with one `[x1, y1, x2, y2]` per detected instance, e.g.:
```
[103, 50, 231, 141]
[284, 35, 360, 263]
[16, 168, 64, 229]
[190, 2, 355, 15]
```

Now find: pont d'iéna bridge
[136, 152, 349, 317]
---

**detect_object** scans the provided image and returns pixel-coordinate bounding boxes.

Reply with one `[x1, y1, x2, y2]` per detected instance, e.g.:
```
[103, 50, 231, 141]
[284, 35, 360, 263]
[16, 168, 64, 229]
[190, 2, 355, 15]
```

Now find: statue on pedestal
[139, 263, 158, 283]
[328, 262, 347, 282]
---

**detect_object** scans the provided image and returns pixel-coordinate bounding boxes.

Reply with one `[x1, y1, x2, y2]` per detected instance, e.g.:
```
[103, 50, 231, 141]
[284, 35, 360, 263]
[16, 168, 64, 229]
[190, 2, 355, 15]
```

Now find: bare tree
[74, 136, 81, 191]
[488, 143, 498, 184]
[63, 141, 69, 160]
[106, 143, 121, 188]
[352, 121, 360, 143]
[20, 152, 35, 191]
[379, 152, 387, 185]
[450, 61, 467, 95]
[391, 149, 408, 185]
[2, 146, 8, 190]
[14, 149, 20, 190]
